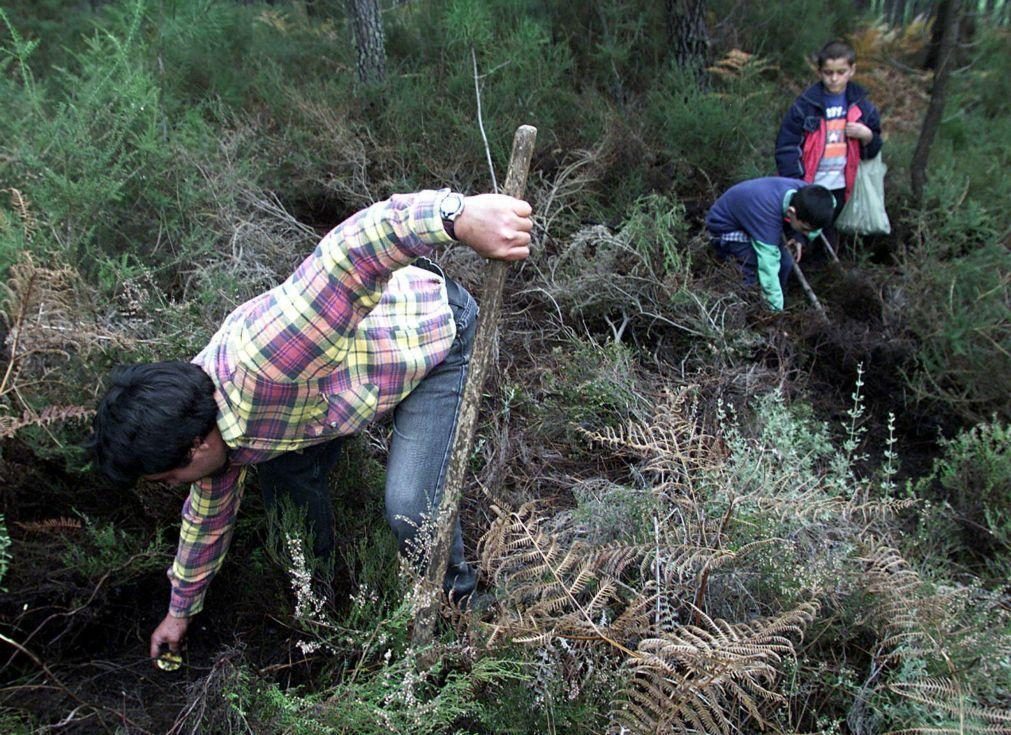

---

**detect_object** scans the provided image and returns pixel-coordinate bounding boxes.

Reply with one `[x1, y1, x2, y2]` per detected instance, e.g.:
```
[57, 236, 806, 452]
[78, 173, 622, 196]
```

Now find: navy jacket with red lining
[775, 81, 883, 201]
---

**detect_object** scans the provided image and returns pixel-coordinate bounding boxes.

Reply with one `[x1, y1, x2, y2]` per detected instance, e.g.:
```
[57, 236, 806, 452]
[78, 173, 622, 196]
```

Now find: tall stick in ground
[793, 262, 829, 323]
[412, 125, 537, 648]
[783, 236, 829, 323]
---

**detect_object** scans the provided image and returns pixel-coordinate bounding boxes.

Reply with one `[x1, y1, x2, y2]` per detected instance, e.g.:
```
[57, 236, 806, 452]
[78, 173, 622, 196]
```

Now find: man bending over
[88, 190, 532, 662]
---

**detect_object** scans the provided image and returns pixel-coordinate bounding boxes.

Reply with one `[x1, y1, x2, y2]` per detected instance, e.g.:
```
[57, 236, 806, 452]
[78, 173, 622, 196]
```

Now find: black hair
[817, 40, 856, 68]
[792, 186, 836, 230]
[88, 361, 217, 486]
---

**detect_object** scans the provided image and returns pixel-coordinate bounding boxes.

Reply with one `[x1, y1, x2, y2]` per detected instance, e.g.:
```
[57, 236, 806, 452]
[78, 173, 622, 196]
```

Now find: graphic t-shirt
[815, 91, 847, 190]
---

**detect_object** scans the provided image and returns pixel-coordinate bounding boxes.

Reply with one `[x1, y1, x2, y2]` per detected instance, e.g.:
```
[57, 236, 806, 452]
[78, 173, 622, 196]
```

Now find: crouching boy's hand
[787, 238, 804, 264]
[454, 194, 533, 262]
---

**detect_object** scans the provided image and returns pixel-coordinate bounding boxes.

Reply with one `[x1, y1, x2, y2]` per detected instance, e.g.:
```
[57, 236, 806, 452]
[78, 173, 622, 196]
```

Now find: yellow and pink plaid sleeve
[168, 465, 246, 617]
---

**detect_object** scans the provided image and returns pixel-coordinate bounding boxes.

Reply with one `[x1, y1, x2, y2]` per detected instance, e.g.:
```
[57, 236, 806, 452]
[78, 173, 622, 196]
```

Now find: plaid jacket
[168, 191, 456, 617]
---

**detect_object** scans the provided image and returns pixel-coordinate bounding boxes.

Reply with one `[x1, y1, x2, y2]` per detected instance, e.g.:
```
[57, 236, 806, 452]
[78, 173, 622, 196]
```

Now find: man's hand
[454, 194, 533, 261]
[845, 121, 873, 144]
[150, 613, 190, 662]
[788, 238, 804, 264]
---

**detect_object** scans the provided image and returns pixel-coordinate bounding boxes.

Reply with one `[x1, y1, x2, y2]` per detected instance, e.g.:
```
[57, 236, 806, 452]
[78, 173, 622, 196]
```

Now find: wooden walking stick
[818, 231, 841, 264]
[780, 235, 829, 321]
[411, 124, 537, 648]
[792, 261, 829, 322]
[784, 235, 829, 323]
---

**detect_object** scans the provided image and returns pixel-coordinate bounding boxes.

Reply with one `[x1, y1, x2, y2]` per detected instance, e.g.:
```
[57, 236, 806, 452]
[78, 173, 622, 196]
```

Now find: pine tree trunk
[666, 0, 709, 84]
[924, 0, 950, 69]
[345, 0, 386, 86]
[910, 0, 960, 205]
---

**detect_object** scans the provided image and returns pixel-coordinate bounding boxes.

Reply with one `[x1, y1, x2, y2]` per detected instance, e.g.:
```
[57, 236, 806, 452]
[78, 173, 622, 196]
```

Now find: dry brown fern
[0, 253, 132, 440]
[584, 388, 719, 489]
[613, 602, 819, 735]
[742, 493, 919, 529]
[480, 501, 652, 650]
[0, 405, 94, 439]
[886, 677, 1011, 735]
[480, 500, 751, 651]
[1, 254, 130, 381]
[707, 49, 775, 81]
[859, 545, 951, 658]
[2, 187, 38, 242]
[13, 517, 84, 534]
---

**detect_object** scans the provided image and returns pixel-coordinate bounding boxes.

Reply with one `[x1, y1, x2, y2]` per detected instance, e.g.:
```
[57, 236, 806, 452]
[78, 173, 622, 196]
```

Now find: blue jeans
[257, 262, 478, 598]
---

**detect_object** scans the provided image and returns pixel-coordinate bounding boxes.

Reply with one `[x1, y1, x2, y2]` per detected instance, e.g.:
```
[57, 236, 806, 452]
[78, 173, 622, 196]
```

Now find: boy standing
[775, 40, 883, 220]
[706, 178, 835, 311]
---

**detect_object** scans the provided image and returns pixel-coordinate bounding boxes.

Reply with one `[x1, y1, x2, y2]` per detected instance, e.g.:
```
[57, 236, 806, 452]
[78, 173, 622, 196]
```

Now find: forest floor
[0, 219, 952, 734]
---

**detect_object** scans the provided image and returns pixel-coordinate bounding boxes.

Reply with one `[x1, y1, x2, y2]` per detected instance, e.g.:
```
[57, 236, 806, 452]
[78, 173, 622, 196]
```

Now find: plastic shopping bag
[836, 153, 891, 235]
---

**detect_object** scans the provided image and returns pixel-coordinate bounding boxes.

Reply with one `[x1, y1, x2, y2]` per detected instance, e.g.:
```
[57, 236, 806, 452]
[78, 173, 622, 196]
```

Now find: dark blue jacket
[706, 177, 809, 311]
[775, 81, 883, 199]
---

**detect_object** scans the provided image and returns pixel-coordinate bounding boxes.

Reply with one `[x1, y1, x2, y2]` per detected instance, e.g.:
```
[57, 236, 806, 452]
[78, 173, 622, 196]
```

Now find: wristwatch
[439, 191, 465, 240]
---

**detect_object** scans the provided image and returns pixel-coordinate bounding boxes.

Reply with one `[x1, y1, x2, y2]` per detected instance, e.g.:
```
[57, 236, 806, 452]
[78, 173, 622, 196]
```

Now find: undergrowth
[1, 3, 1009, 733]
[479, 376, 1010, 733]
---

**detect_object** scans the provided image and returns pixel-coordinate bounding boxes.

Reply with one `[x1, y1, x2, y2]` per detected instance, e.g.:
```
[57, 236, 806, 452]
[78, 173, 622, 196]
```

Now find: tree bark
[345, 0, 386, 86]
[666, 0, 709, 84]
[910, 0, 960, 205]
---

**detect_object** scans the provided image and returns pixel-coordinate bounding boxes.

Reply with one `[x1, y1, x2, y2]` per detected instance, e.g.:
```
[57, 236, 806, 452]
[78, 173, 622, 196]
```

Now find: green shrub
[886, 29, 1011, 426]
[622, 192, 691, 277]
[60, 514, 166, 581]
[645, 62, 776, 184]
[1, 4, 187, 278]
[375, 0, 591, 193]
[543, 0, 669, 97]
[0, 0, 98, 70]
[526, 338, 650, 449]
[721, 390, 839, 500]
[0, 711, 34, 735]
[210, 520, 529, 735]
[900, 240, 1010, 424]
[0, 1, 310, 296]
[0, 198, 31, 275]
[223, 641, 526, 735]
[711, 0, 861, 76]
[2, 3, 160, 262]
[541, 192, 735, 350]
[916, 421, 1011, 576]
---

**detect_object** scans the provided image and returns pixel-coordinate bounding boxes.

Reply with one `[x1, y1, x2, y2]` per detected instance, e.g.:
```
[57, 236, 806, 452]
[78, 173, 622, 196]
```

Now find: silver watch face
[440, 193, 464, 221]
